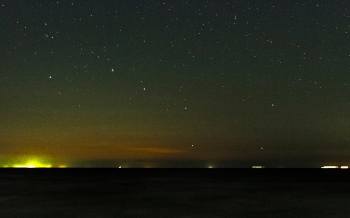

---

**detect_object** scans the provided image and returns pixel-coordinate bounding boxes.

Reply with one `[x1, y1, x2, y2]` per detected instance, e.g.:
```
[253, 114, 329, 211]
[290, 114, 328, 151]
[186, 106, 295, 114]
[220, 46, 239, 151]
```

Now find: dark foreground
[0, 169, 349, 217]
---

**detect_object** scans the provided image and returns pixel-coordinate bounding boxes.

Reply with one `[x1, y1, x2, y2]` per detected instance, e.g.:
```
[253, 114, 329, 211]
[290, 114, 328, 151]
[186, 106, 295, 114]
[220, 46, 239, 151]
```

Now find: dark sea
[0, 168, 349, 217]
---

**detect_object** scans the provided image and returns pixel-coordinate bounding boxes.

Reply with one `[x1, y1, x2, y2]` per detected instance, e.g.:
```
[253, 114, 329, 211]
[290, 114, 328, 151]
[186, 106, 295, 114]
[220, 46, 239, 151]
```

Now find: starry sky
[1, 0, 350, 167]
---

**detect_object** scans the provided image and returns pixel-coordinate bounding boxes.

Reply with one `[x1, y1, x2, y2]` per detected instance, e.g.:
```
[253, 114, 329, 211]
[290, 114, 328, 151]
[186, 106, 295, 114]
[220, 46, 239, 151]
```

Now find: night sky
[1, 1, 350, 168]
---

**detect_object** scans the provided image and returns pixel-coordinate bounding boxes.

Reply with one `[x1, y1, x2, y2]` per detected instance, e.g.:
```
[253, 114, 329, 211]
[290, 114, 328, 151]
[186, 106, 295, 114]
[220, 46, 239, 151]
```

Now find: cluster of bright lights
[3, 157, 54, 168]
[12, 163, 52, 168]
[252, 166, 265, 168]
[11, 162, 52, 168]
[321, 166, 349, 169]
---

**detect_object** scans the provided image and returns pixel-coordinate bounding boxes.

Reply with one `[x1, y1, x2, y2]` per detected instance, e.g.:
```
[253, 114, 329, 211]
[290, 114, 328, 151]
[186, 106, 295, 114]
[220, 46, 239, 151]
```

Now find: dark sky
[1, 0, 350, 167]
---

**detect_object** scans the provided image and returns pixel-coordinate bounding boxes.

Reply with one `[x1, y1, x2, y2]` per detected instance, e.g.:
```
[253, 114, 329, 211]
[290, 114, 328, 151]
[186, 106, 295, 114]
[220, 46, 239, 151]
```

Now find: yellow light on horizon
[10, 157, 52, 168]
[252, 166, 264, 168]
[321, 166, 339, 169]
[13, 163, 52, 168]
